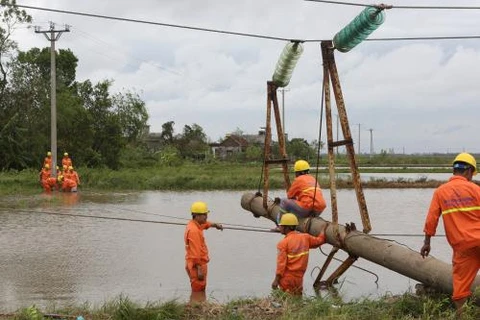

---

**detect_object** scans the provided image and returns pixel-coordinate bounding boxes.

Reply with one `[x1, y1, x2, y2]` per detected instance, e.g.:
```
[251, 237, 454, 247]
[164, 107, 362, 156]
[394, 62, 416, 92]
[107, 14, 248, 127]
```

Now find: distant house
[210, 135, 248, 159]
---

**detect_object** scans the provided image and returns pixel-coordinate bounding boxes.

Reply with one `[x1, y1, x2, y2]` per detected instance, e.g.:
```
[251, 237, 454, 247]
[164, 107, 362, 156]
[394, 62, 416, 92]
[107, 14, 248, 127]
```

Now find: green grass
[3, 293, 479, 320]
[0, 161, 451, 196]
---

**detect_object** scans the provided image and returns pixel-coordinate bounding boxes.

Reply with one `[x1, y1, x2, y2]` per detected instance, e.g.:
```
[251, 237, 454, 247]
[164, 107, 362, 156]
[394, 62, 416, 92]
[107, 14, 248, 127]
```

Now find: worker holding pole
[420, 152, 480, 317]
[272, 213, 327, 295]
[184, 201, 223, 303]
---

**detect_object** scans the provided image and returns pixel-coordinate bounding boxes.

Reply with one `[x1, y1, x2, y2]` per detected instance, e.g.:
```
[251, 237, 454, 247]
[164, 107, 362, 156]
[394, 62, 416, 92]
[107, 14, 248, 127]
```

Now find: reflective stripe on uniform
[287, 251, 309, 259]
[442, 206, 480, 215]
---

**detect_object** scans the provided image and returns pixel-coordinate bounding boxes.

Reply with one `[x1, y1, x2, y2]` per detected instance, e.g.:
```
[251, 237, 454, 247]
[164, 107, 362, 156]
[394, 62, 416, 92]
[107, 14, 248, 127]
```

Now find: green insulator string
[272, 41, 304, 87]
[333, 6, 385, 53]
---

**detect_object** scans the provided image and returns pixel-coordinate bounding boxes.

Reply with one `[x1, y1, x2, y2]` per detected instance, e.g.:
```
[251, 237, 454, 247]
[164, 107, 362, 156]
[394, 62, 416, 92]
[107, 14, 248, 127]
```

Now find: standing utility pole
[369, 128, 374, 156]
[356, 123, 361, 155]
[35, 22, 70, 177]
[278, 88, 289, 142]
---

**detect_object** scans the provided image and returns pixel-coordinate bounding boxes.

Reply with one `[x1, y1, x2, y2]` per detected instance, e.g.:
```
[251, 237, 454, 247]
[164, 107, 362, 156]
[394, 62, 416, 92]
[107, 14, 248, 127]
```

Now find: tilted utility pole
[35, 22, 70, 177]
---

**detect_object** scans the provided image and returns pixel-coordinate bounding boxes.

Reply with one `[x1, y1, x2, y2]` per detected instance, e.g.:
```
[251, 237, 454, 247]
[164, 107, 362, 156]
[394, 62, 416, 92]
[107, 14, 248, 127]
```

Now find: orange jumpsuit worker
[420, 152, 480, 317]
[43, 176, 59, 192]
[43, 151, 52, 168]
[39, 164, 51, 186]
[272, 213, 327, 295]
[69, 166, 80, 185]
[62, 152, 72, 168]
[277, 160, 326, 224]
[58, 175, 78, 192]
[184, 201, 223, 302]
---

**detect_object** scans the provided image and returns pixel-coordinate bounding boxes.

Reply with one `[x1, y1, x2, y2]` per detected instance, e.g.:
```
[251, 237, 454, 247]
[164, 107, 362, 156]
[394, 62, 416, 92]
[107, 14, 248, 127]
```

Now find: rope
[311, 62, 326, 215]
[315, 246, 379, 284]
[14, 209, 276, 233]
[109, 206, 270, 230]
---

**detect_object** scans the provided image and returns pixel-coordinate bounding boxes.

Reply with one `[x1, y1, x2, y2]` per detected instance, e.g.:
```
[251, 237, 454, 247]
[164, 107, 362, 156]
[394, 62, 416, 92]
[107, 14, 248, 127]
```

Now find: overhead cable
[11, 4, 480, 43]
[14, 4, 295, 42]
[304, 0, 480, 10]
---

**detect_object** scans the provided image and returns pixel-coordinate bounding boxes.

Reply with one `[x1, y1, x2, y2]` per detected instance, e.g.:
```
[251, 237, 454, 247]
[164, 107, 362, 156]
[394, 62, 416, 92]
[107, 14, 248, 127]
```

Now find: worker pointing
[184, 201, 223, 303]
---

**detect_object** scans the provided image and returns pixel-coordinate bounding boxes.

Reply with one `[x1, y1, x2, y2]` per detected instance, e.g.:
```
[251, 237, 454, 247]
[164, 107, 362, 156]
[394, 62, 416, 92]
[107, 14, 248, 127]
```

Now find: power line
[14, 4, 295, 42]
[304, 0, 480, 10]
[10, 4, 480, 43]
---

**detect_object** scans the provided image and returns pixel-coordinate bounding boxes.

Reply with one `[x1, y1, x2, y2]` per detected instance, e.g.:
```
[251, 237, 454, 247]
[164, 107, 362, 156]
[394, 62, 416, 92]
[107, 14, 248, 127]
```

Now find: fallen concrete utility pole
[241, 192, 480, 294]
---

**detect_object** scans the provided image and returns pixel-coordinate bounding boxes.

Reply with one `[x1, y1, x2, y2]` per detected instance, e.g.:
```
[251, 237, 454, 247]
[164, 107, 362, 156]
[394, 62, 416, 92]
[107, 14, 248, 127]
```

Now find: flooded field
[0, 186, 453, 312]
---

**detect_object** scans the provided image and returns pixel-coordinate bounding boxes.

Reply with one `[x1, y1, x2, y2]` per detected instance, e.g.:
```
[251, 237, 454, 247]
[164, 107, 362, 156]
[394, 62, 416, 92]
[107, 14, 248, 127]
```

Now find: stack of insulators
[333, 6, 385, 53]
[272, 41, 304, 88]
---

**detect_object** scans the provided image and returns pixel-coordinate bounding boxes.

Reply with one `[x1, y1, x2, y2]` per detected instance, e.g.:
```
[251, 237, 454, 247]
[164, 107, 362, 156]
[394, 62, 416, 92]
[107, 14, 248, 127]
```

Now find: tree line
[0, 1, 320, 171]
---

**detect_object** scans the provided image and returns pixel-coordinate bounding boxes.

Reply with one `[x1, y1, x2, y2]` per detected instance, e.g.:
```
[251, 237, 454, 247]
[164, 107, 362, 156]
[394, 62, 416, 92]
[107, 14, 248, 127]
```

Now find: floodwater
[0, 182, 456, 312]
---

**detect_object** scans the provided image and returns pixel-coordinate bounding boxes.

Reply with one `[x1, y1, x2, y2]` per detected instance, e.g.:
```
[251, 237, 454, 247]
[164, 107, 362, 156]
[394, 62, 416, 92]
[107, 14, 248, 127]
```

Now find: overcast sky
[9, 0, 480, 154]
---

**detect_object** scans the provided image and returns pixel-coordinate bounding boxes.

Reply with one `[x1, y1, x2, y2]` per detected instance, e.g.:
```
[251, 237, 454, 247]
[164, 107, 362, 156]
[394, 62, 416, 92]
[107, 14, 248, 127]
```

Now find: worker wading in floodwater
[184, 201, 223, 303]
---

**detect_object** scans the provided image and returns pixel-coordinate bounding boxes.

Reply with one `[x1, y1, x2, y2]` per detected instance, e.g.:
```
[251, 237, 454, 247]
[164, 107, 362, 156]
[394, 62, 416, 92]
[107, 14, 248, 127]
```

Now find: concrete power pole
[369, 128, 374, 156]
[354, 123, 361, 155]
[35, 22, 70, 177]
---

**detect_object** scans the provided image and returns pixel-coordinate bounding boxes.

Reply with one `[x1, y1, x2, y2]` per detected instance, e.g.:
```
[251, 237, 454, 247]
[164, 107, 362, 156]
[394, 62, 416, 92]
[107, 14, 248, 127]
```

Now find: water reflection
[0, 188, 453, 312]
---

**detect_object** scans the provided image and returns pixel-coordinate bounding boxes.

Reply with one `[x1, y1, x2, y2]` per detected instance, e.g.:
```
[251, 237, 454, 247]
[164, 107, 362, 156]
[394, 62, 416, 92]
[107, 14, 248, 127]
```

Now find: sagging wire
[108, 206, 272, 230]
[13, 209, 276, 233]
[311, 246, 379, 285]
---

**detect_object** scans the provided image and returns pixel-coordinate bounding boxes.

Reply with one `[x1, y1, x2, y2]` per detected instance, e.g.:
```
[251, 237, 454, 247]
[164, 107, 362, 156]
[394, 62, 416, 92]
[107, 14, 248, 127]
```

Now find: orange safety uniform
[62, 156, 72, 168]
[61, 178, 78, 192]
[285, 174, 326, 213]
[42, 177, 58, 192]
[276, 231, 326, 295]
[39, 168, 51, 183]
[184, 219, 212, 292]
[72, 170, 80, 185]
[423, 175, 480, 301]
[43, 156, 52, 168]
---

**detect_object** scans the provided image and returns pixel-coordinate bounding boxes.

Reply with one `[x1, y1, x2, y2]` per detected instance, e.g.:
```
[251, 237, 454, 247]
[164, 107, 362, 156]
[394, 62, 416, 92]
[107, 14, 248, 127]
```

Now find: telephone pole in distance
[35, 22, 70, 177]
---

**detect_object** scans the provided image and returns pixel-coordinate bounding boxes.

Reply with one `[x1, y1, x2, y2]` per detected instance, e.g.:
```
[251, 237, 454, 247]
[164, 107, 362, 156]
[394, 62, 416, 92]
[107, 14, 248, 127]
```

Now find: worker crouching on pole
[184, 201, 223, 303]
[272, 213, 328, 295]
[277, 160, 326, 224]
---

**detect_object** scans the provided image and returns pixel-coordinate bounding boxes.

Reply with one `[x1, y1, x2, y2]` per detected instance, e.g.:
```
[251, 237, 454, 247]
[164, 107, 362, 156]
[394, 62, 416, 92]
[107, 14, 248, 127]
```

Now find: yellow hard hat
[64, 152, 68, 157]
[68, 166, 73, 170]
[191, 201, 209, 214]
[294, 160, 310, 172]
[57, 175, 64, 182]
[47, 151, 52, 156]
[63, 165, 67, 170]
[44, 164, 50, 169]
[279, 213, 299, 226]
[453, 153, 477, 175]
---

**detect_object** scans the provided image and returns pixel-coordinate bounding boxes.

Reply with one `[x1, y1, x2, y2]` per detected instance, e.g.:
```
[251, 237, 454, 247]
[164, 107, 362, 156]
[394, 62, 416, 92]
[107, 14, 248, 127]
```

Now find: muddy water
[0, 188, 453, 311]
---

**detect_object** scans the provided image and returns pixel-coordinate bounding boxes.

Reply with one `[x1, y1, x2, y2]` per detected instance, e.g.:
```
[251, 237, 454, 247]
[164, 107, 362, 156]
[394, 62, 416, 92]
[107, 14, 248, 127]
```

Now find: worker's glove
[274, 197, 281, 205]
[213, 223, 223, 231]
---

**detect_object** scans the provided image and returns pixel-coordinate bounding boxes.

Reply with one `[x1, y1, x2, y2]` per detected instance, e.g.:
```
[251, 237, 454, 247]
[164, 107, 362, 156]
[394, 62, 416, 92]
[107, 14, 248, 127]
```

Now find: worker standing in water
[184, 201, 223, 303]
[420, 152, 480, 317]
[43, 151, 52, 168]
[276, 160, 326, 224]
[272, 213, 328, 295]
[62, 152, 72, 168]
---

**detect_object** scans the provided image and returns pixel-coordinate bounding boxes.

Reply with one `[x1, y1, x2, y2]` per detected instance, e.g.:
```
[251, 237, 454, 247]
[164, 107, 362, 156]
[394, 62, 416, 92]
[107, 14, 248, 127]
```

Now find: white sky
[9, 0, 480, 154]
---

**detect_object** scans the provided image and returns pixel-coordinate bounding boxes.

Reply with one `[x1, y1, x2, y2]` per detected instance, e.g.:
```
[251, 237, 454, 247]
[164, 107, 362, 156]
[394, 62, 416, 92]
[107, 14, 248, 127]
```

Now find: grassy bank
[0, 162, 450, 196]
[3, 292, 479, 320]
